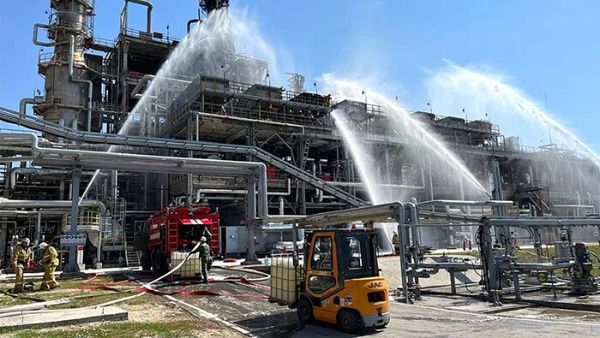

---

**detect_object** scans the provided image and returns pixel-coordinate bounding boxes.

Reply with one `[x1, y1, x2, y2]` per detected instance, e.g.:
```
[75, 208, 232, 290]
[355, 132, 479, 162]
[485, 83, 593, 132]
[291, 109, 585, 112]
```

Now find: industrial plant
[0, 0, 598, 336]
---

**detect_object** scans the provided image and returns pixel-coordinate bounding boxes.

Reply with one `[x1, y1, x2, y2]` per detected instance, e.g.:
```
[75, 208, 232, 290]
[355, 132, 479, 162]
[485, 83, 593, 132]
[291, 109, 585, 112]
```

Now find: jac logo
[368, 282, 383, 288]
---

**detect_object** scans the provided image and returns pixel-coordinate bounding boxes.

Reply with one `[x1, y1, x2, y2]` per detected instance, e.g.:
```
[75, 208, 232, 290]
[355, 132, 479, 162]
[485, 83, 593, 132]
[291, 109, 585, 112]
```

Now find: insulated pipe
[0, 133, 268, 220]
[393, 202, 409, 304]
[0, 197, 106, 214]
[197, 112, 306, 131]
[126, 0, 153, 34]
[69, 36, 93, 132]
[295, 201, 405, 226]
[405, 202, 420, 248]
[279, 197, 285, 215]
[418, 199, 514, 207]
[0, 157, 34, 164]
[328, 181, 425, 190]
[0, 108, 365, 206]
[35, 209, 42, 245]
[553, 204, 596, 209]
[0, 210, 67, 216]
[19, 97, 44, 115]
[10, 168, 91, 190]
[194, 178, 291, 200]
[33, 24, 54, 47]
[130, 74, 155, 98]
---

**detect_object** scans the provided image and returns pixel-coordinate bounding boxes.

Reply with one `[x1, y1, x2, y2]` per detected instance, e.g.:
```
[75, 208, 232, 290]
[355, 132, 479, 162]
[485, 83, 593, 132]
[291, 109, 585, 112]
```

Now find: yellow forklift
[270, 203, 404, 332]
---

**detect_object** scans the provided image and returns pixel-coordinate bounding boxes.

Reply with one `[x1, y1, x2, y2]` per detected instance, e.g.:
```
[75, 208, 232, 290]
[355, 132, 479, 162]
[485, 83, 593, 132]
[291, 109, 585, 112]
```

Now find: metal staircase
[124, 222, 140, 267]
[0, 106, 366, 206]
[299, 138, 311, 170]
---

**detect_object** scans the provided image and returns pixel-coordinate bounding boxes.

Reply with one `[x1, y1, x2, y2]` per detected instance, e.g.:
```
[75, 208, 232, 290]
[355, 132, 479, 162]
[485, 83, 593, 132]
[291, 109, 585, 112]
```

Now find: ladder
[299, 138, 311, 170]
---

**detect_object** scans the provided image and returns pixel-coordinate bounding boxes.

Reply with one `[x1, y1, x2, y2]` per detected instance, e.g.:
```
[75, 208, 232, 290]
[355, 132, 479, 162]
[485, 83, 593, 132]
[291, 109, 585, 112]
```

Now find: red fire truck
[135, 201, 220, 272]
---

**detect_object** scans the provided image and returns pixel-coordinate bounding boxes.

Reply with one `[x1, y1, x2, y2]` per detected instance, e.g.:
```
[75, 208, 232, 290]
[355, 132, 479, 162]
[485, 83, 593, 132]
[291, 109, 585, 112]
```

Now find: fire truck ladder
[0, 106, 366, 207]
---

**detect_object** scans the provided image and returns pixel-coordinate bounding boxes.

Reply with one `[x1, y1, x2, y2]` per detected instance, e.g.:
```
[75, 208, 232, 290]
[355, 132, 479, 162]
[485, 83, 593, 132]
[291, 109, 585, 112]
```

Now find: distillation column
[33, 0, 94, 131]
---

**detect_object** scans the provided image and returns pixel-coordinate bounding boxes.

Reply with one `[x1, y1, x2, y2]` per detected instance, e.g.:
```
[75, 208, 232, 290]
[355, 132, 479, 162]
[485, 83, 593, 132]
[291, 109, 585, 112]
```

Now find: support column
[480, 222, 501, 304]
[65, 167, 82, 272]
[295, 137, 307, 214]
[3, 162, 11, 198]
[186, 115, 194, 203]
[491, 159, 510, 251]
[244, 176, 259, 264]
[395, 206, 409, 304]
[36, 209, 42, 246]
[120, 41, 129, 114]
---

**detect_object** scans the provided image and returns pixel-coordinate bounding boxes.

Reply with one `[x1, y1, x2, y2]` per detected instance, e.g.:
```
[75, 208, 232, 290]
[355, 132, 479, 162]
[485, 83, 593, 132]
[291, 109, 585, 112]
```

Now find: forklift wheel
[296, 298, 314, 324]
[337, 309, 360, 333]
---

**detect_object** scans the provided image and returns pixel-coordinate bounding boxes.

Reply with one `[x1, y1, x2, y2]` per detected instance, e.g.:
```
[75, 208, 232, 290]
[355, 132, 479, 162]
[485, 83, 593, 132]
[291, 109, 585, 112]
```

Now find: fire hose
[96, 243, 272, 307]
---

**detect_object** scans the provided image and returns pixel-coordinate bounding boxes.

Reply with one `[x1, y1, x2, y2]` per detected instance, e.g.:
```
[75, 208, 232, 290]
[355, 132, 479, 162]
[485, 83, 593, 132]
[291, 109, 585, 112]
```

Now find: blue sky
[1, 0, 598, 151]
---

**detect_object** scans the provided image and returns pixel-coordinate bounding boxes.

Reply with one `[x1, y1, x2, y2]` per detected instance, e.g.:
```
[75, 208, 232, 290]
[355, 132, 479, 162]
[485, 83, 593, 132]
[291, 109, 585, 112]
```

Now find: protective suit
[38, 242, 60, 291]
[198, 236, 213, 283]
[392, 232, 400, 254]
[11, 238, 31, 293]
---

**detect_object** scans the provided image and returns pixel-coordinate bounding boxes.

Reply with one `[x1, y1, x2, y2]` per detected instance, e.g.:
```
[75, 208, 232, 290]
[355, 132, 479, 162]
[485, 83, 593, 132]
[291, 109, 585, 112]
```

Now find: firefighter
[199, 236, 213, 284]
[38, 242, 60, 291]
[392, 231, 400, 254]
[11, 238, 31, 293]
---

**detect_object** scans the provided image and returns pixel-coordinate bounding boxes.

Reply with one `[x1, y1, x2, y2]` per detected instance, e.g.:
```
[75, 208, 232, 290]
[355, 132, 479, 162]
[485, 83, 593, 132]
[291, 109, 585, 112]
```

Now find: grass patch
[0, 273, 150, 311]
[49, 291, 138, 309]
[5, 320, 205, 338]
[0, 294, 35, 307]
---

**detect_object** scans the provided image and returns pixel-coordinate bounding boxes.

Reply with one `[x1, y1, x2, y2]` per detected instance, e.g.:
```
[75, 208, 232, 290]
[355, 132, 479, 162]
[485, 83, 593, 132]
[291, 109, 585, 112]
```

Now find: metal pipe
[485, 216, 600, 227]
[19, 96, 44, 115]
[0, 110, 364, 206]
[130, 74, 155, 98]
[393, 203, 409, 304]
[0, 197, 106, 214]
[32, 23, 53, 47]
[194, 178, 291, 199]
[0, 210, 67, 216]
[35, 209, 42, 246]
[279, 197, 285, 215]
[294, 202, 405, 227]
[418, 199, 514, 207]
[553, 204, 595, 209]
[66, 167, 81, 272]
[187, 19, 200, 33]
[0, 156, 34, 164]
[126, 0, 153, 33]
[328, 181, 424, 190]
[0, 133, 268, 220]
[10, 168, 91, 190]
[196, 112, 306, 132]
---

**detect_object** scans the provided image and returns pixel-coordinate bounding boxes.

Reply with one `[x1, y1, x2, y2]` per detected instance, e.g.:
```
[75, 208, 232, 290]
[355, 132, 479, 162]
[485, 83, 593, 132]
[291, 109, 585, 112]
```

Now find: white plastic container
[170, 251, 200, 278]
[270, 254, 303, 306]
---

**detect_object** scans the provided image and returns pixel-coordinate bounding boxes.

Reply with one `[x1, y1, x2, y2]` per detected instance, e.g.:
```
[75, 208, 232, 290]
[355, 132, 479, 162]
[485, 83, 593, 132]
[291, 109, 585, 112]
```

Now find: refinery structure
[0, 0, 599, 316]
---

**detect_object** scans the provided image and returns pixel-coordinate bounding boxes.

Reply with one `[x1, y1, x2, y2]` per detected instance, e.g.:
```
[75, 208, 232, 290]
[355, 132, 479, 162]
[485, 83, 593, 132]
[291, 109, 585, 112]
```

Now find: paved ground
[163, 260, 600, 337]
[293, 301, 600, 337]
[1, 256, 597, 337]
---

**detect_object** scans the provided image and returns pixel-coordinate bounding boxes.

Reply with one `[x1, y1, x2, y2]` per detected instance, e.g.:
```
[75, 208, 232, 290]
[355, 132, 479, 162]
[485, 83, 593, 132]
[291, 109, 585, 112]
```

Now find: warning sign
[60, 234, 87, 246]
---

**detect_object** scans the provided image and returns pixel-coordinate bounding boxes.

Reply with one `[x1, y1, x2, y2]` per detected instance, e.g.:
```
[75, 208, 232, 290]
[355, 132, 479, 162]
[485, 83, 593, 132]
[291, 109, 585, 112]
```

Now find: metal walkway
[0, 106, 365, 206]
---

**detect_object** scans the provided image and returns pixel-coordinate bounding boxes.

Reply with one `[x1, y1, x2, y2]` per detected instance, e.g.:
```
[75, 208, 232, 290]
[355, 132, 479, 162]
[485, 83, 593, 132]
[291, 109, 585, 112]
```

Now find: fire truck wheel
[158, 253, 168, 273]
[151, 249, 161, 272]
